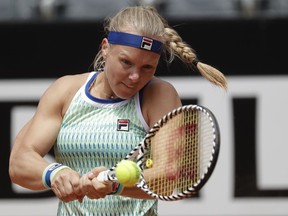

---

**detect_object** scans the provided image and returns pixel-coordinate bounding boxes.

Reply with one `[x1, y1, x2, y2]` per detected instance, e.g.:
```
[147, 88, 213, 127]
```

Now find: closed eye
[143, 65, 154, 70]
[121, 59, 132, 67]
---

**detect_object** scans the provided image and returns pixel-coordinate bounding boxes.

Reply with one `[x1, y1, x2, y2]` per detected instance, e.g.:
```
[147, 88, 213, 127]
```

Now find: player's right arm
[9, 75, 84, 194]
[9, 76, 67, 190]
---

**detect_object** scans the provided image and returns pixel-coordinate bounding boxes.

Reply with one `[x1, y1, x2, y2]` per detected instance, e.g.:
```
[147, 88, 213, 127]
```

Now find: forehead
[113, 45, 160, 65]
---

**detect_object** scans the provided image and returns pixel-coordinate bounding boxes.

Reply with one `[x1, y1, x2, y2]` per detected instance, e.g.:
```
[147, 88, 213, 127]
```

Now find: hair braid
[164, 27, 227, 89]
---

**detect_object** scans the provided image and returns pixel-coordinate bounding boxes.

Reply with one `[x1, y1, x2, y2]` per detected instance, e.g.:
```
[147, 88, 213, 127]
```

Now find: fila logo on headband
[117, 119, 130, 132]
[141, 37, 153, 51]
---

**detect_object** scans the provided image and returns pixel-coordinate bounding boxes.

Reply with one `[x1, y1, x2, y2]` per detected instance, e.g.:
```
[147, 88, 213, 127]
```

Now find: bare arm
[9, 74, 85, 191]
[140, 77, 182, 196]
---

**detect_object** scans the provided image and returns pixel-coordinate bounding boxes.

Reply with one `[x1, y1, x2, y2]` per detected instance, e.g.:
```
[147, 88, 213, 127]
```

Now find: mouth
[123, 82, 135, 89]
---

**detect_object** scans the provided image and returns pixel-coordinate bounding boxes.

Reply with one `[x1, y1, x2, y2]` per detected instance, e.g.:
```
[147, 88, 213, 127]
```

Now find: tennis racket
[97, 104, 220, 201]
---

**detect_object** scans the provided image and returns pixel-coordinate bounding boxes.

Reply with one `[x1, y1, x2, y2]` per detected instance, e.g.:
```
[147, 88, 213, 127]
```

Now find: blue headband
[107, 31, 163, 54]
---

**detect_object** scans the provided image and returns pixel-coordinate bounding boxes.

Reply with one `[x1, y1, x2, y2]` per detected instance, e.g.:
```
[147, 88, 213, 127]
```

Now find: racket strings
[198, 114, 215, 178]
[144, 109, 204, 196]
[176, 110, 199, 193]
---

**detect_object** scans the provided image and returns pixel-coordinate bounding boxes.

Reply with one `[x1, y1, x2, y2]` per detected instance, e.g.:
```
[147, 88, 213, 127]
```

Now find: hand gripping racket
[97, 104, 220, 201]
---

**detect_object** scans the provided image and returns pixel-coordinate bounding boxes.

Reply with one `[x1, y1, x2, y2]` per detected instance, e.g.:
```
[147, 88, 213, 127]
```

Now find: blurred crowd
[1, 0, 288, 22]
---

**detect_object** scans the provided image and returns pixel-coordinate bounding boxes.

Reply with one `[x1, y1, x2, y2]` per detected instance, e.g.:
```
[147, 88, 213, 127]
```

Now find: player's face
[102, 38, 160, 99]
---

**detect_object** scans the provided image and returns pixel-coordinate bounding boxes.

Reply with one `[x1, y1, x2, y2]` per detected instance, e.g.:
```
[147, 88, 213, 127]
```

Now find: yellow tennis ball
[115, 160, 141, 187]
[146, 159, 153, 168]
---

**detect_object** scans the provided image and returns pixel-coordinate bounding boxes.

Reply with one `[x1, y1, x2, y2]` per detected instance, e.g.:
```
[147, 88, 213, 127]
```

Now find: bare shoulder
[144, 77, 179, 98]
[52, 73, 89, 90]
[142, 77, 182, 127]
[39, 72, 90, 116]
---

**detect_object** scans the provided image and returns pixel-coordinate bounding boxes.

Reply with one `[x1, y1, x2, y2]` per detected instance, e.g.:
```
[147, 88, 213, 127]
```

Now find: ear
[101, 38, 109, 58]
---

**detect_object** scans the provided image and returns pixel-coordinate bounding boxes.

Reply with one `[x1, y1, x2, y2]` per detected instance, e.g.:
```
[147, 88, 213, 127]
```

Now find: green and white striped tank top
[55, 72, 157, 215]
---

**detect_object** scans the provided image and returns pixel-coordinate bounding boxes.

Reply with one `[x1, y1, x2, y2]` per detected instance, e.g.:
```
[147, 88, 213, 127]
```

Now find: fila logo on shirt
[141, 37, 153, 51]
[117, 119, 130, 132]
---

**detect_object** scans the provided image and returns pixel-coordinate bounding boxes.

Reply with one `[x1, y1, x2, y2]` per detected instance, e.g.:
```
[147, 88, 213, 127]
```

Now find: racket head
[137, 104, 220, 201]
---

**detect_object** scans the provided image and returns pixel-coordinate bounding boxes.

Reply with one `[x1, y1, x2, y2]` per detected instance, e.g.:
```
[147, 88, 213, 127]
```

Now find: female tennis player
[9, 5, 227, 215]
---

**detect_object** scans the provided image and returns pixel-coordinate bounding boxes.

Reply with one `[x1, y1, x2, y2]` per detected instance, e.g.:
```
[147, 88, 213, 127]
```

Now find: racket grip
[96, 170, 110, 183]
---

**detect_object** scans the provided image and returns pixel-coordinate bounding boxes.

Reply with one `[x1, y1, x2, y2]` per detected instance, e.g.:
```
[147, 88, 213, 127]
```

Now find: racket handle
[96, 170, 110, 183]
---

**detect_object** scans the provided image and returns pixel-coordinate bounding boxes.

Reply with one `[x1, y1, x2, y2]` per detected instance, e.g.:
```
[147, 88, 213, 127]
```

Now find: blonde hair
[93, 6, 227, 89]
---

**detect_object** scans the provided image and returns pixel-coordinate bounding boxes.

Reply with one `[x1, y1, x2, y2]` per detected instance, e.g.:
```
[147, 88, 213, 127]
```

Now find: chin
[116, 85, 139, 99]
[117, 92, 136, 100]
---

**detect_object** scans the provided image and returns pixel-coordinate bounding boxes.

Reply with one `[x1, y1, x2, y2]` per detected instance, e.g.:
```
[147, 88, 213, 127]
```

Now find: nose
[128, 68, 141, 82]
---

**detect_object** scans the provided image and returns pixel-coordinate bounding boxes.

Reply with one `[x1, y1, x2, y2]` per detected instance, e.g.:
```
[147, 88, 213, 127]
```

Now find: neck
[89, 72, 117, 99]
